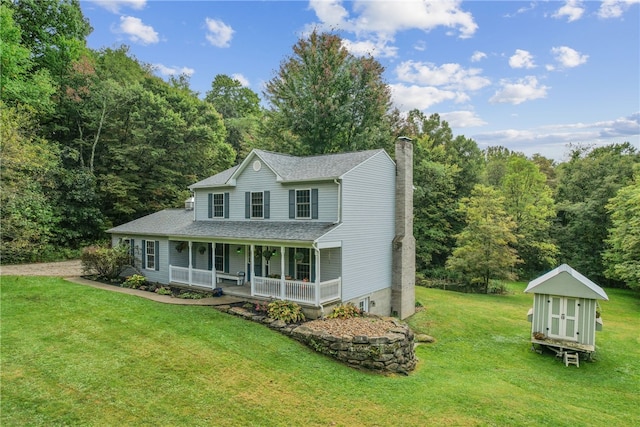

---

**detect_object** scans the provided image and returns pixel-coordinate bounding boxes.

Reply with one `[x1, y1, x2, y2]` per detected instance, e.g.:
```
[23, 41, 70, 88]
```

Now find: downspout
[335, 179, 342, 224]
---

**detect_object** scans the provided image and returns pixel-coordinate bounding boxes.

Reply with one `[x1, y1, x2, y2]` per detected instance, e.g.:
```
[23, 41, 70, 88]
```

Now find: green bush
[327, 303, 362, 319]
[80, 244, 130, 280]
[155, 287, 172, 296]
[122, 274, 147, 289]
[267, 300, 305, 323]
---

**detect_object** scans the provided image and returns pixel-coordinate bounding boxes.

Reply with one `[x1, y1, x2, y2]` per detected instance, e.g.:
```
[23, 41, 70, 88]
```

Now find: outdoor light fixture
[236, 247, 242, 254]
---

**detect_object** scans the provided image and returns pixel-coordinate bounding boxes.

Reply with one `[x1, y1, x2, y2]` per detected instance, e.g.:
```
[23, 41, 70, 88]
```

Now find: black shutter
[155, 241, 160, 271]
[208, 193, 213, 218]
[311, 189, 319, 219]
[224, 192, 230, 218]
[141, 239, 146, 269]
[264, 191, 270, 219]
[245, 192, 250, 218]
[224, 244, 230, 272]
[289, 190, 295, 218]
[311, 250, 316, 282]
[208, 243, 213, 271]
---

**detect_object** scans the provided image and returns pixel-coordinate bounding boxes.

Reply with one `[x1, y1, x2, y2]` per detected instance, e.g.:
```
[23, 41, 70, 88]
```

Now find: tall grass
[1, 277, 638, 426]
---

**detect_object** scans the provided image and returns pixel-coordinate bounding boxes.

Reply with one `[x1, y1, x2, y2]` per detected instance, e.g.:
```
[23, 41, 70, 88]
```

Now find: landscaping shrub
[122, 274, 147, 289]
[155, 287, 172, 296]
[327, 303, 362, 319]
[267, 300, 305, 323]
[81, 244, 130, 280]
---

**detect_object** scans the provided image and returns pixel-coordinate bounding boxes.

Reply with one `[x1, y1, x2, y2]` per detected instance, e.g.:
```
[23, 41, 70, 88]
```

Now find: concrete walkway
[65, 277, 243, 306]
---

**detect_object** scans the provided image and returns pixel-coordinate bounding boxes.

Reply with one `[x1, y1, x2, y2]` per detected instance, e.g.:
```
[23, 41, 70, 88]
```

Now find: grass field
[1, 276, 638, 426]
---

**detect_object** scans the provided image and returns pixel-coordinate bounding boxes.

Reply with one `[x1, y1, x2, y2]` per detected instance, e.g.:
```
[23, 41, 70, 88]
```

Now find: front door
[548, 296, 579, 341]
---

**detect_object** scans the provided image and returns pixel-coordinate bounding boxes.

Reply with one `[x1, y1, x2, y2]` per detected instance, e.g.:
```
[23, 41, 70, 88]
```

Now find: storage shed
[525, 264, 608, 360]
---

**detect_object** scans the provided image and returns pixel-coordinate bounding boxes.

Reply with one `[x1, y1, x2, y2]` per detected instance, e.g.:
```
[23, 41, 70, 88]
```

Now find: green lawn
[2, 277, 638, 426]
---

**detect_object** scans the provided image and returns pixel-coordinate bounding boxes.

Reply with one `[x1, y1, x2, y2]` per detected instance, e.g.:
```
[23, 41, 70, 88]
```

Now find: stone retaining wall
[218, 305, 417, 375]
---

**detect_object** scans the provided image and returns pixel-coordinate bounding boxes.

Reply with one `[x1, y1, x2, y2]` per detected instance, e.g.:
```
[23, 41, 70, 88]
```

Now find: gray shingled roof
[108, 209, 338, 242]
[190, 148, 386, 188]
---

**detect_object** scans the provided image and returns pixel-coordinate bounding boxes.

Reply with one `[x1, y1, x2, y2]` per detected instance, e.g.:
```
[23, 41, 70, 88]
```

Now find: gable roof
[107, 209, 339, 243]
[524, 264, 609, 300]
[190, 148, 387, 189]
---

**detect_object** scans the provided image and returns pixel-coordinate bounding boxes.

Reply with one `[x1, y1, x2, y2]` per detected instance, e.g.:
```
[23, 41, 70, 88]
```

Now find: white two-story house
[108, 140, 415, 319]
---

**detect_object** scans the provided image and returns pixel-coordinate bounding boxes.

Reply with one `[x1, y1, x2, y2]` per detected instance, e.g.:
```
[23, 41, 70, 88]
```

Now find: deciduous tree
[264, 30, 393, 155]
[446, 185, 521, 292]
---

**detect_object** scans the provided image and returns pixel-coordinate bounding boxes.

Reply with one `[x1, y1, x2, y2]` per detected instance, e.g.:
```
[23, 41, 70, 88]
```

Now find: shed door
[548, 296, 579, 341]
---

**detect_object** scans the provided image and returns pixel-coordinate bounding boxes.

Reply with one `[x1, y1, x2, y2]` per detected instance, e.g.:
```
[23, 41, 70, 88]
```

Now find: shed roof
[107, 209, 339, 243]
[524, 264, 609, 300]
[189, 148, 387, 189]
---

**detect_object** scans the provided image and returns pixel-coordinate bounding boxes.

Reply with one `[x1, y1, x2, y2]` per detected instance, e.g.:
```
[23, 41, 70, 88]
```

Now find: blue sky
[80, 1, 639, 161]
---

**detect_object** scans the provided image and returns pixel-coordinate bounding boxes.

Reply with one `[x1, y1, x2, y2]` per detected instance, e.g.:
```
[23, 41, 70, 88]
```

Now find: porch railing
[252, 276, 341, 306]
[169, 265, 214, 289]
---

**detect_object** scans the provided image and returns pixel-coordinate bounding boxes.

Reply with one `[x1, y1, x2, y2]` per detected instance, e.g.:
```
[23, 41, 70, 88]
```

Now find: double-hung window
[213, 193, 225, 218]
[296, 189, 311, 219]
[251, 192, 263, 219]
[289, 189, 318, 219]
[145, 240, 156, 270]
[208, 192, 229, 219]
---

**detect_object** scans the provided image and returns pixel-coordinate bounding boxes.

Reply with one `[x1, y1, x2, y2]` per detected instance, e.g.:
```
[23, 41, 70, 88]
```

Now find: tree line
[1, 1, 638, 291]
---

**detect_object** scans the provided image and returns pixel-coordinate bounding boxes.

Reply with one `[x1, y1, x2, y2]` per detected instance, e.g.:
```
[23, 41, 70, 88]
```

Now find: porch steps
[563, 352, 580, 367]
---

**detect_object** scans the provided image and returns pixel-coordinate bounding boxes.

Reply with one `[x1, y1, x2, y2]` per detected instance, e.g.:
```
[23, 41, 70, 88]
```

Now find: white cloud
[441, 110, 487, 128]
[550, 46, 588, 68]
[93, 0, 146, 14]
[342, 37, 398, 58]
[598, 0, 640, 18]
[231, 73, 250, 87]
[471, 51, 487, 62]
[154, 64, 195, 77]
[509, 49, 536, 69]
[389, 83, 460, 111]
[552, 0, 585, 22]
[116, 16, 158, 45]
[395, 60, 491, 91]
[307, 0, 478, 61]
[489, 76, 549, 105]
[472, 112, 640, 160]
[205, 18, 234, 48]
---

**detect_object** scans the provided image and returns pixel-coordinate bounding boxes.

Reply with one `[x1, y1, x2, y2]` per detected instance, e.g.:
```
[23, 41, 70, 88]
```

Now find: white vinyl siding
[319, 151, 395, 301]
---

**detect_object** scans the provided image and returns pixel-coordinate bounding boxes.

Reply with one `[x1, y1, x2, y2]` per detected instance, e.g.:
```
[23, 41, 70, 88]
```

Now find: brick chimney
[391, 137, 416, 319]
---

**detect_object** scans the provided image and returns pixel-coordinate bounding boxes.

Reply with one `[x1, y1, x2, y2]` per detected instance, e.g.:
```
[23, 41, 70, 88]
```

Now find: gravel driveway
[0, 260, 83, 277]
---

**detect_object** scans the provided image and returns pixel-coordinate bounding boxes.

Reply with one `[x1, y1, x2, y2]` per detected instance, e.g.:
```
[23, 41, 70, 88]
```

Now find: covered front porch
[168, 240, 341, 306]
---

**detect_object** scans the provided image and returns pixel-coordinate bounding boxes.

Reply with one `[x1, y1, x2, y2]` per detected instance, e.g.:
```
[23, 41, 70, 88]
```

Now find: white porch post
[250, 244, 255, 296]
[280, 246, 286, 298]
[188, 241, 193, 285]
[211, 242, 216, 290]
[314, 247, 320, 306]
